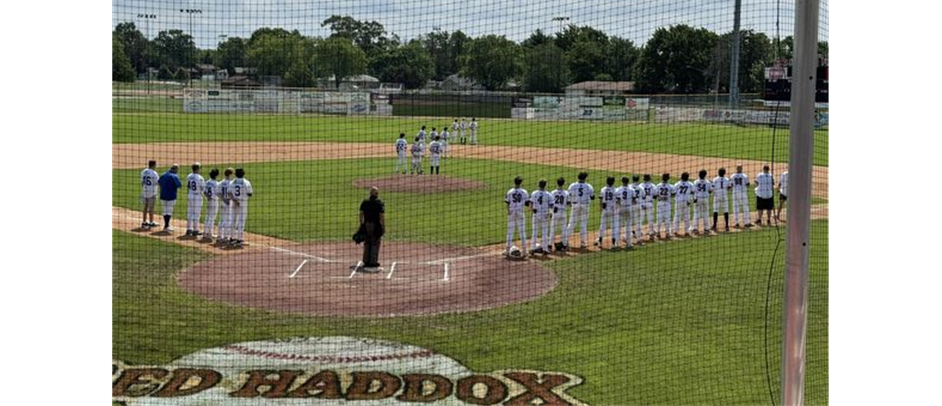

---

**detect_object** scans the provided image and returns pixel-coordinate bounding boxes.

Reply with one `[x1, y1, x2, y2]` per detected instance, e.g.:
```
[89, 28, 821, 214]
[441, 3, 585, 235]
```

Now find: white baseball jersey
[712, 176, 731, 193]
[779, 171, 789, 196]
[428, 140, 442, 157]
[639, 181, 656, 203]
[653, 182, 675, 202]
[469, 121, 478, 131]
[204, 179, 219, 200]
[229, 178, 253, 202]
[600, 185, 617, 211]
[460, 121, 466, 130]
[505, 187, 530, 213]
[219, 179, 232, 202]
[441, 130, 449, 140]
[731, 173, 749, 193]
[756, 172, 775, 199]
[693, 178, 713, 200]
[411, 142, 424, 157]
[429, 130, 438, 141]
[551, 189, 569, 212]
[186, 173, 205, 196]
[673, 180, 694, 203]
[530, 190, 553, 215]
[568, 182, 595, 205]
[417, 129, 427, 142]
[395, 138, 407, 154]
[615, 185, 638, 207]
[141, 168, 159, 198]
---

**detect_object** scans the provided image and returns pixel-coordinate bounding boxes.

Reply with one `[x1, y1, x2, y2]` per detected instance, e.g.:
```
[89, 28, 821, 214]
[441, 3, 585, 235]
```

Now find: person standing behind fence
[459, 118, 467, 144]
[228, 168, 254, 248]
[712, 167, 732, 232]
[140, 160, 159, 229]
[185, 163, 205, 237]
[691, 169, 713, 234]
[639, 174, 657, 239]
[564, 172, 595, 249]
[469, 118, 478, 145]
[216, 168, 234, 244]
[731, 165, 753, 228]
[549, 177, 570, 252]
[672, 172, 694, 237]
[357, 187, 385, 273]
[201, 168, 220, 241]
[529, 179, 553, 254]
[596, 176, 617, 249]
[777, 170, 789, 222]
[653, 173, 676, 240]
[440, 126, 450, 158]
[429, 135, 442, 175]
[410, 136, 424, 175]
[614, 176, 637, 249]
[394, 133, 408, 174]
[504, 176, 530, 257]
[158, 164, 182, 232]
[755, 165, 775, 226]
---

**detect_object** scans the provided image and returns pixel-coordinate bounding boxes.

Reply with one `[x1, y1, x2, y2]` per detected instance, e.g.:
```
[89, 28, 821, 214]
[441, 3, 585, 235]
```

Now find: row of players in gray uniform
[504, 165, 787, 256]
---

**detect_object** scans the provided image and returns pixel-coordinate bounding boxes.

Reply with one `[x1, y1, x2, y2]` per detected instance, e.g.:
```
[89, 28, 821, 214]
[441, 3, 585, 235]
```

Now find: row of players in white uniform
[140, 161, 254, 248]
[394, 119, 479, 175]
[503, 166, 789, 256]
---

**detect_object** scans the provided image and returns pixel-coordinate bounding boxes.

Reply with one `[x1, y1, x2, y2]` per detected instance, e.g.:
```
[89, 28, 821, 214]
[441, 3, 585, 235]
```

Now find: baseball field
[112, 107, 828, 405]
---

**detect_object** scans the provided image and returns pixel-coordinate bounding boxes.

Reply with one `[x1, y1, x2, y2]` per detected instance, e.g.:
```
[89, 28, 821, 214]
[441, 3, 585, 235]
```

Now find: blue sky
[113, 0, 828, 49]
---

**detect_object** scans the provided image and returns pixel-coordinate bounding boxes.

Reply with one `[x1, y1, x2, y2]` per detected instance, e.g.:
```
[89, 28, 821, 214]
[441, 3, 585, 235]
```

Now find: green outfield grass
[112, 112, 828, 166]
[112, 218, 827, 405]
[114, 158, 799, 246]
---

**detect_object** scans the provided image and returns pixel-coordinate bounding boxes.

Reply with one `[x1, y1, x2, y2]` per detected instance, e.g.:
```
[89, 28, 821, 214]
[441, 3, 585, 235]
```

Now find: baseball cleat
[745, 223, 754, 228]
[141, 222, 149, 229]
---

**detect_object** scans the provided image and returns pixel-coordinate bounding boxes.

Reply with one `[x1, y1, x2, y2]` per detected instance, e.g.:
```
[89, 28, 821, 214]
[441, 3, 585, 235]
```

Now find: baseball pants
[470, 130, 477, 145]
[549, 209, 568, 247]
[692, 199, 711, 231]
[673, 200, 692, 233]
[642, 202, 656, 235]
[732, 191, 752, 225]
[631, 203, 643, 239]
[506, 210, 527, 252]
[161, 199, 176, 216]
[614, 206, 633, 247]
[598, 208, 616, 243]
[218, 201, 231, 239]
[531, 212, 550, 251]
[411, 156, 423, 174]
[714, 192, 730, 214]
[656, 201, 672, 235]
[203, 198, 219, 236]
[231, 200, 248, 240]
[565, 204, 591, 246]
[395, 153, 407, 173]
[430, 155, 441, 168]
[187, 194, 203, 232]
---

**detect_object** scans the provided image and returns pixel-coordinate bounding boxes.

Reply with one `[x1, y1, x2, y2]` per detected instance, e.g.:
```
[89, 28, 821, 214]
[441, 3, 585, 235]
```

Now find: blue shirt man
[157, 165, 182, 231]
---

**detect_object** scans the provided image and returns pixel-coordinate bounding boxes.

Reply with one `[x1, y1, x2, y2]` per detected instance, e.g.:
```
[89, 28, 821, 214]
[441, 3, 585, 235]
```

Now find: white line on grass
[387, 262, 397, 279]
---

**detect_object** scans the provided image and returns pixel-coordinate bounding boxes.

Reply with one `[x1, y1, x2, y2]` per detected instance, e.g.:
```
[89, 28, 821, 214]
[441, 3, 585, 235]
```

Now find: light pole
[551, 16, 569, 93]
[136, 13, 158, 92]
[180, 8, 203, 85]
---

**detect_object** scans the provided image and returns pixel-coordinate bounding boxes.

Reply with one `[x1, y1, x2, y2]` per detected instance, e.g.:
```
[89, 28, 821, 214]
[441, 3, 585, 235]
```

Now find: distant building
[440, 74, 483, 91]
[221, 75, 261, 89]
[320, 74, 381, 90]
[564, 81, 635, 97]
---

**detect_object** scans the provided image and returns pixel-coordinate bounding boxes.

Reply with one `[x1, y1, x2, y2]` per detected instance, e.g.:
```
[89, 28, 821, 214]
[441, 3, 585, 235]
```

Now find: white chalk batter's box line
[269, 247, 482, 281]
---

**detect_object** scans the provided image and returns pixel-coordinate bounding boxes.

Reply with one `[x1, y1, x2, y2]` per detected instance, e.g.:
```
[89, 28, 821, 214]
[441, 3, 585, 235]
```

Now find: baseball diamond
[112, 2, 829, 404]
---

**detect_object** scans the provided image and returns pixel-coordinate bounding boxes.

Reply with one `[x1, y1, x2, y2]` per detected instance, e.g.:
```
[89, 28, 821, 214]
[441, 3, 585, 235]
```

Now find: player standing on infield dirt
[201, 168, 220, 241]
[459, 118, 467, 144]
[216, 168, 234, 244]
[469, 117, 478, 145]
[394, 133, 408, 174]
[595, 176, 617, 249]
[428, 135, 443, 175]
[157, 164, 182, 232]
[639, 174, 657, 239]
[653, 173, 676, 240]
[691, 169, 713, 234]
[672, 172, 695, 237]
[731, 165, 754, 228]
[504, 176, 530, 257]
[529, 179, 553, 255]
[140, 160, 159, 229]
[614, 176, 637, 249]
[227, 168, 254, 247]
[410, 136, 424, 175]
[564, 172, 595, 249]
[712, 167, 732, 232]
[755, 165, 775, 226]
[777, 170, 789, 222]
[630, 175, 644, 242]
[548, 177, 570, 252]
[185, 163, 205, 237]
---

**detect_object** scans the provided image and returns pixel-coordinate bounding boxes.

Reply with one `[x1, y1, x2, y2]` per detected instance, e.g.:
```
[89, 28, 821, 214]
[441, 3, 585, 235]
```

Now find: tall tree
[113, 22, 149, 74]
[421, 29, 451, 80]
[461, 35, 521, 90]
[151, 29, 197, 72]
[372, 41, 435, 89]
[565, 38, 609, 83]
[521, 29, 552, 49]
[715, 30, 773, 93]
[608, 36, 640, 81]
[636, 25, 720, 93]
[314, 37, 368, 88]
[322, 15, 398, 64]
[246, 29, 308, 79]
[112, 34, 136, 82]
[522, 42, 569, 93]
[214, 37, 247, 74]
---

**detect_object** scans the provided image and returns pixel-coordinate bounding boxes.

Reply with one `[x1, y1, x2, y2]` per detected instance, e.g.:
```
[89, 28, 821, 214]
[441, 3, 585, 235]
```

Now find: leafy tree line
[113, 16, 827, 94]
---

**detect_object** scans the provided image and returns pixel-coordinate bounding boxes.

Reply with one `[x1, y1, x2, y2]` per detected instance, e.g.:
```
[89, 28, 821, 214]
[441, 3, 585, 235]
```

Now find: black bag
[352, 224, 366, 244]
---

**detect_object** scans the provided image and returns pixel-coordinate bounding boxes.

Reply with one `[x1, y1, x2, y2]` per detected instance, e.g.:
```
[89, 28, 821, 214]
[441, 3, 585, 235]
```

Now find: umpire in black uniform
[357, 187, 385, 273]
